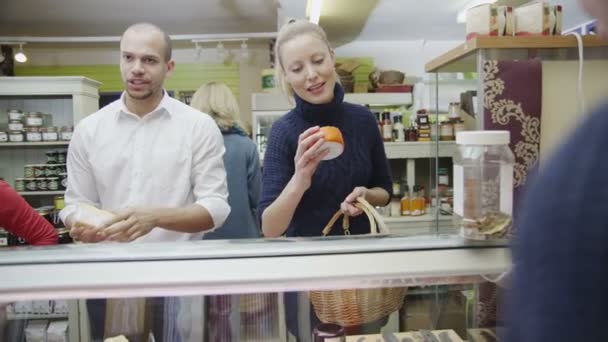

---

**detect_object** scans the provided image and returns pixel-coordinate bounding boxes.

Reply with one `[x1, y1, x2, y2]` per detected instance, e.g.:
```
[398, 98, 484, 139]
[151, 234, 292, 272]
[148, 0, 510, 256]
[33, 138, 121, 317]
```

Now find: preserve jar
[25, 127, 42, 142]
[7, 109, 24, 121]
[47, 177, 60, 191]
[60, 126, 73, 141]
[14, 178, 25, 192]
[25, 112, 44, 127]
[25, 178, 37, 191]
[41, 126, 59, 141]
[453, 131, 515, 240]
[8, 131, 24, 142]
[8, 120, 24, 131]
[0, 131, 7, 142]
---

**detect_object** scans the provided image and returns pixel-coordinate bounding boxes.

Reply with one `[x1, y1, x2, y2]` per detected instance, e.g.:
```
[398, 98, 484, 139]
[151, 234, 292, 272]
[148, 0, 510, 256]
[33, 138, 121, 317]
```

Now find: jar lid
[456, 130, 510, 145]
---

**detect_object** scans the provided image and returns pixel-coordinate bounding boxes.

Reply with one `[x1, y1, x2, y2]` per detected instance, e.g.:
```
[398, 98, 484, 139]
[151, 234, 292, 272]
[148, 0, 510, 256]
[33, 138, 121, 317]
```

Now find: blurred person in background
[507, 0, 608, 340]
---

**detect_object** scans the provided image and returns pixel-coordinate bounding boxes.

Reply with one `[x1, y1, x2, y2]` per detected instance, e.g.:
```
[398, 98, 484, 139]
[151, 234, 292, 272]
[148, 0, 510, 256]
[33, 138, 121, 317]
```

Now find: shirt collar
[117, 90, 172, 120]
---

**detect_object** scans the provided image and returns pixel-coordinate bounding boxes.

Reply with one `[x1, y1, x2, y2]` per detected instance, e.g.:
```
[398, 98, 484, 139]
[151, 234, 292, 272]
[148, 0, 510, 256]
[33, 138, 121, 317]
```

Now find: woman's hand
[291, 126, 329, 191]
[341, 186, 368, 217]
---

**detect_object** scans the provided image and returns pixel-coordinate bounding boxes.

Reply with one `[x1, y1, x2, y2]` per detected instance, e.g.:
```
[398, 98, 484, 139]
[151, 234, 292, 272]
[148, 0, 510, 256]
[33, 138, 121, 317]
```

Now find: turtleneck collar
[293, 83, 345, 125]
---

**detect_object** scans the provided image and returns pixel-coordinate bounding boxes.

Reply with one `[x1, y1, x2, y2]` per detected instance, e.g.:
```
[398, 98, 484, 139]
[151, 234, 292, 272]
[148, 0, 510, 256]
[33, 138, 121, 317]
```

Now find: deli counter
[0, 235, 510, 342]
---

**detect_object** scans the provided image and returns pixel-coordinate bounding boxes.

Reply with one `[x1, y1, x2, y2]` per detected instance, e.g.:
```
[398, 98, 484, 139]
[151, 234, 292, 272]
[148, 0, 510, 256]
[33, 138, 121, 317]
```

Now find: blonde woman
[257, 19, 392, 338]
[191, 82, 261, 239]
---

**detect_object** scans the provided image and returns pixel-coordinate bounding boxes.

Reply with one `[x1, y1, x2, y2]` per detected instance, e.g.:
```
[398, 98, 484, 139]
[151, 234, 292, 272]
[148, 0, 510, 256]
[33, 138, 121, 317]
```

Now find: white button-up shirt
[59, 91, 230, 242]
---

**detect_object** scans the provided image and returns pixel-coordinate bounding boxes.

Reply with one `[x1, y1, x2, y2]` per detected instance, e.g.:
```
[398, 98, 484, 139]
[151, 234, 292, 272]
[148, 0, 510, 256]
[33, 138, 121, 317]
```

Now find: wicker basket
[308, 197, 407, 327]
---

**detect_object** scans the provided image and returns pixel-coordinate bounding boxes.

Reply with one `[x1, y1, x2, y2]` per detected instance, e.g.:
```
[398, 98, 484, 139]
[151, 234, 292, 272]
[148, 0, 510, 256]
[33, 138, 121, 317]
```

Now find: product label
[8, 123, 23, 131]
[26, 133, 42, 142]
[0, 134, 7, 142]
[500, 164, 514, 215]
[42, 132, 58, 141]
[453, 165, 464, 216]
[26, 117, 43, 126]
[61, 132, 72, 141]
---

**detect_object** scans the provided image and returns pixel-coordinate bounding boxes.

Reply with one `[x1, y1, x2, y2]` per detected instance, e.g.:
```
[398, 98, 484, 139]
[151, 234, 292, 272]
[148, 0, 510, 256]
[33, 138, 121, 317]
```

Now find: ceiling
[0, 0, 593, 43]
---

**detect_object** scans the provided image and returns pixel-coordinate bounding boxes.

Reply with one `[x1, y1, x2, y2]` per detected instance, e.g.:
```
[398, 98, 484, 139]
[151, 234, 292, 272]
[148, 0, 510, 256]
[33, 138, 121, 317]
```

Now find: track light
[240, 40, 250, 61]
[14, 43, 27, 63]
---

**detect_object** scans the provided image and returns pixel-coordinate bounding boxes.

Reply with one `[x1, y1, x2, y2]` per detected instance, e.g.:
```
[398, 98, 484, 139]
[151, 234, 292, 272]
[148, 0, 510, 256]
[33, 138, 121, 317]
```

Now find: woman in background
[191, 81, 261, 240]
[190, 82, 265, 341]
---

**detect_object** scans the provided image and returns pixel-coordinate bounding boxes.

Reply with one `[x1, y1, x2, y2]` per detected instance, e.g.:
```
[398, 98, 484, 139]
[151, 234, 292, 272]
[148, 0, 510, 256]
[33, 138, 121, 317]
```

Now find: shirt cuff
[58, 205, 78, 226]
[195, 197, 230, 230]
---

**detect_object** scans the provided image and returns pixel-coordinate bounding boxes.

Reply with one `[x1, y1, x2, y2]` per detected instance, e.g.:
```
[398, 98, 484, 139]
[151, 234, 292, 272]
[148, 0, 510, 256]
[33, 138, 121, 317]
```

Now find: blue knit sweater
[258, 84, 392, 237]
[506, 102, 608, 341]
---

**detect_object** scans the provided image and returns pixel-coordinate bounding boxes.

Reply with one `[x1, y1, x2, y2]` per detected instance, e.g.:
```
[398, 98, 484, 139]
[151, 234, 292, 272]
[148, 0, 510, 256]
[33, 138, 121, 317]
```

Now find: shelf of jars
[18, 190, 65, 196]
[0, 141, 70, 147]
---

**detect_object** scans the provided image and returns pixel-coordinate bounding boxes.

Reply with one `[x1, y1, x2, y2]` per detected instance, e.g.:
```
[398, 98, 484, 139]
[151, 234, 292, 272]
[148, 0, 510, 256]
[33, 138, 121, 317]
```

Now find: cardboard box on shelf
[515, 2, 563, 36]
[47, 321, 69, 342]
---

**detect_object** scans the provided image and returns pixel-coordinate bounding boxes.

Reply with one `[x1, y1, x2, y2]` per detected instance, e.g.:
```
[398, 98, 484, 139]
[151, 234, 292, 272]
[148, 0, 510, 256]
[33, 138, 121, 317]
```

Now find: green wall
[15, 63, 240, 97]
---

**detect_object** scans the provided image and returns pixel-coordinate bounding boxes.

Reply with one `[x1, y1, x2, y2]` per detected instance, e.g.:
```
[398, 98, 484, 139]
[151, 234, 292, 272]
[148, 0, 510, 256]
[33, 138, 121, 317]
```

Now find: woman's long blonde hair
[274, 19, 335, 98]
[190, 82, 248, 134]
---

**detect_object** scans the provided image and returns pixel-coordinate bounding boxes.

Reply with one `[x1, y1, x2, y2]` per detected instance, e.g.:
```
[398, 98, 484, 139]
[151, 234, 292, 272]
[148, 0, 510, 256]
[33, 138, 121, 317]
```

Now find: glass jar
[453, 119, 466, 136]
[25, 178, 37, 192]
[54, 196, 65, 210]
[57, 150, 67, 164]
[0, 131, 7, 142]
[58, 173, 68, 190]
[7, 109, 24, 121]
[8, 120, 24, 131]
[41, 126, 59, 141]
[46, 150, 59, 164]
[25, 127, 42, 142]
[24, 164, 35, 178]
[8, 131, 24, 142]
[47, 177, 60, 191]
[36, 178, 48, 191]
[14, 178, 26, 192]
[453, 130, 515, 240]
[45, 164, 58, 177]
[440, 121, 454, 141]
[25, 112, 44, 127]
[33, 164, 46, 178]
[60, 126, 73, 141]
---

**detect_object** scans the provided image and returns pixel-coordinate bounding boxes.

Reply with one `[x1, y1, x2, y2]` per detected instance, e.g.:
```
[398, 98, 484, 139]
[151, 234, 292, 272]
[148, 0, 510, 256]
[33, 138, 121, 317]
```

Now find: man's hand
[101, 208, 157, 242]
[69, 221, 106, 243]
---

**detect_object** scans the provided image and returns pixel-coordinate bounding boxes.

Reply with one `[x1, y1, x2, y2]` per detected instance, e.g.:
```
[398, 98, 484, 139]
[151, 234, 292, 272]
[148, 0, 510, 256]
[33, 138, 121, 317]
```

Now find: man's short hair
[121, 22, 172, 61]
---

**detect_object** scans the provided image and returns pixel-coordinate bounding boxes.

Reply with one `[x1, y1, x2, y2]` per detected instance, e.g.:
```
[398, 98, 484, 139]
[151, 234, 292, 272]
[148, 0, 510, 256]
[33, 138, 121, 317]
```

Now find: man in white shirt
[60, 22, 230, 243]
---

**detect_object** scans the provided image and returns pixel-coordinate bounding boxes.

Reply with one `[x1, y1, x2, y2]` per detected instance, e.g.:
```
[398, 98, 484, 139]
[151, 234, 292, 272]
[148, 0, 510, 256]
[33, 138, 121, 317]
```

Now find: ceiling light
[457, 0, 498, 24]
[14, 43, 27, 63]
[216, 42, 228, 61]
[194, 42, 202, 61]
[240, 40, 250, 61]
[307, 0, 323, 24]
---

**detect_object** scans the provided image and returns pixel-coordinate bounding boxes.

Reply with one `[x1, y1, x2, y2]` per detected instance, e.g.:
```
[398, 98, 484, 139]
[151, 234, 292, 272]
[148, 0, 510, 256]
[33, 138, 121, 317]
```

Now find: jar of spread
[45, 164, 58, 177]
[47, 177, 60, 191]
[25, 112, 44, 127]
[46, 150, 59, 164]
[54, 196, 65, 210]
[25, 127, 42, 142]
[60, 126, 73, 141]
[36, 178, 48, 191]
[25, 178, 37, 191]
[57, 150, 67, 164]
[8, 131, 24, 142]
[14, 178, 25, 192]
[8, 120, 24, 131]
[33, 164, 46, 178]
[41, 126, 59, 141]
[440, 121, 454, 141]
[24, 165, 35, 177]
[58, 173, 68, 190]
[0, 131, 7, 142]
[8, 109, 24, 121]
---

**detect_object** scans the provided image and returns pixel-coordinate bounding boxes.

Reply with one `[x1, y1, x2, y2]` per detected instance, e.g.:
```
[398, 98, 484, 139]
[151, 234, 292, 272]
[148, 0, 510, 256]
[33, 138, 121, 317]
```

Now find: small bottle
[393, 115, 405, 142]
[401, 183, 410, 216]
[408, 123, 418, 142]
[382, 112, 393, 142]
[411, 185, 423, 216]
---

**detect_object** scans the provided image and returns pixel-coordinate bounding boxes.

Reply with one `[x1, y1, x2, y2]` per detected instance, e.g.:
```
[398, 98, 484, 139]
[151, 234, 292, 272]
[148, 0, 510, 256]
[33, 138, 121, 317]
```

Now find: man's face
[580, 0, 608, 39]
[119, 29, 174, 101]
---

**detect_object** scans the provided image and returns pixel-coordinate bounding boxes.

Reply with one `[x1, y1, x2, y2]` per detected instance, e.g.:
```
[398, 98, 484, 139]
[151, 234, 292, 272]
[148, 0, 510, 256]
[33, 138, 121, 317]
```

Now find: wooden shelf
[0, 141, 69, 147]
[425, 35, 608, 73]
[18, 191, 65, 196]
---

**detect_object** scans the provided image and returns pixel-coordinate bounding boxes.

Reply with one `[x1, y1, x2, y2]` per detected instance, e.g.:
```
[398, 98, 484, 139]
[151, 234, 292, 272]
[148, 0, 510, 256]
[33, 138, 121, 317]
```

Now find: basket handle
[322, 197, 389, 236]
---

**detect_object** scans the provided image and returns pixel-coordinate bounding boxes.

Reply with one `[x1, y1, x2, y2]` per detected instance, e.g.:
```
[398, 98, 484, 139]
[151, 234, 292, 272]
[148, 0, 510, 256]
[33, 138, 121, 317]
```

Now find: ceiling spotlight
[194, 42, 202, 61]
[216, 42, 228, 61]
[14, 43, 27, 63]
[240, 40, 250, 61]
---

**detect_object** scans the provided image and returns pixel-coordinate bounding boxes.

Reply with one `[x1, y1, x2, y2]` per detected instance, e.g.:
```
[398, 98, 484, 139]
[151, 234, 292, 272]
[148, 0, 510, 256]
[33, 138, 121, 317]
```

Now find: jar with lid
[453, 119, 466, 136]
[33, 164, 46, 178]
[453, 131, 515, 240]
[440, 121, 454, 141]
[25, 127, 42, 142]
[0, 131, 7, 142]
[7, 109, 24, 121]
[8, 120, 24, 131]
[14, 178, 26, 192]
[448, 102, 461, 119]
[41, 126, 59, 141]
[57, 150, 68, 164]
[36, 178, 48, 191]
[8, 131, 24, 142]
[47, 177, 60, 191]
[25, 112, 44, 127]
[25, 178, 37, 192]
[58, 173, 68, 190]
[60, 126, 73, 141]
[46, 150, 59, 164]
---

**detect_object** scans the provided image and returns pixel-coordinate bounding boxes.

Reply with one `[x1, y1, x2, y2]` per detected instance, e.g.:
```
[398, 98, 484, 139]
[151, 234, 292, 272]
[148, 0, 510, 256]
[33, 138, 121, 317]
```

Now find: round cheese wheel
[319, 126, 344, 160]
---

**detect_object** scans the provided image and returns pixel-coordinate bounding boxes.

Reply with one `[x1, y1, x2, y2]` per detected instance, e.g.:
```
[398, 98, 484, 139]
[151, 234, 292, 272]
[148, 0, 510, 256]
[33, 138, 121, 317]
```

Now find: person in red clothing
[0, 180, 58, 245]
